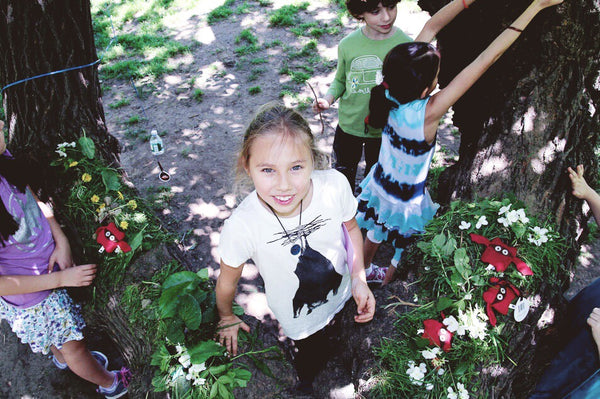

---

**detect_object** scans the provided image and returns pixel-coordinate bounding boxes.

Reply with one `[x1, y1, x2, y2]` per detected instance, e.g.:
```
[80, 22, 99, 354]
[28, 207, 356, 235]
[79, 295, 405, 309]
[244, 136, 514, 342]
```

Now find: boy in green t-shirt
[314, 0, 476, 192]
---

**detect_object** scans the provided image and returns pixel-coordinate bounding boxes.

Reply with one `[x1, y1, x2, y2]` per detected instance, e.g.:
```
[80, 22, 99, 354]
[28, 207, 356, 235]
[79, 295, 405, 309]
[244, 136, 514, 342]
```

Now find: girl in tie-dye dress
[356, 0, 562, 285]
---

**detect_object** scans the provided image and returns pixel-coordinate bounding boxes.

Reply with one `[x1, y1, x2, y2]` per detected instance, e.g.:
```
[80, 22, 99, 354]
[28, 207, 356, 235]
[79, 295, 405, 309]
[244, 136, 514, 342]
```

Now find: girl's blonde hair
[235, 102, 329, 191]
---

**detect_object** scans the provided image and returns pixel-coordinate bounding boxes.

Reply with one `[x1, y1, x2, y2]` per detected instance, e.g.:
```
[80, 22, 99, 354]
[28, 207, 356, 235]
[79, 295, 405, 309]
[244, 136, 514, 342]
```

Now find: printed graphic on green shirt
[348, 55, 383, 95]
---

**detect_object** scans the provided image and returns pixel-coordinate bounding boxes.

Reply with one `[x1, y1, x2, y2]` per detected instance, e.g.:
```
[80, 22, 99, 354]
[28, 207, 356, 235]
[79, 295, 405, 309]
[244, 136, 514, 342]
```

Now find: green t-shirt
[327, 28, 412, 138]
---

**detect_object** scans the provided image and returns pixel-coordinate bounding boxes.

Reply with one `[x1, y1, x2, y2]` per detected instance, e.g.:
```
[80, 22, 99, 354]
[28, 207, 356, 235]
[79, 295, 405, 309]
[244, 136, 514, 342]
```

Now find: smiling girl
[215, 103, 375, 395]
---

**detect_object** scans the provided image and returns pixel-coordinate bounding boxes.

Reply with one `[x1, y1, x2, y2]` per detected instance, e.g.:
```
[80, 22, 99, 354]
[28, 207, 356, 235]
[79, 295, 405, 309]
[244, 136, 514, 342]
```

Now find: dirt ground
[0, 1, 597, 398]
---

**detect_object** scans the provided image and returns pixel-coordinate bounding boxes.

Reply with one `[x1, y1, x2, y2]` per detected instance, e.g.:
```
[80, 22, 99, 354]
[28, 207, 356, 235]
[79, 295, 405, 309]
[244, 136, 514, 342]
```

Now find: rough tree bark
[0, 1, 162, 395]
[417, 0, 600, 397]
[0, 0, 120, 199]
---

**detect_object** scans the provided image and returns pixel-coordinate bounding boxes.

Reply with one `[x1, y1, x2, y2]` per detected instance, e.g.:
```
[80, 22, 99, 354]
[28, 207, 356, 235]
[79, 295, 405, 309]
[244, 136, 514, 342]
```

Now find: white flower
[443, 315, 459, 333]
[178, 353, 191, 368]
[497, 216, 510, 227]
[457, 382, 470, 399]
[57, 141, 76, 149]
[421, 347, 441, 359]
[55, 149, 67, 157]
[417, 328, 424, 335]
[528, 226, 550, 246]
[457, 305, 488, 340]
[175, 345, 185, 355]
[448, 386, 458, 399]
[475, 216, 488, 229]
[406, 361, 427, 386]
[464, 293, 472, 300]
[459, 221, 471, 230]
[506, 210, 520, 224]
[498, 204, 512, 215]
[438, 368, 445, 376]
[516, 208, 529, 224]
[426, 383, 434, 391]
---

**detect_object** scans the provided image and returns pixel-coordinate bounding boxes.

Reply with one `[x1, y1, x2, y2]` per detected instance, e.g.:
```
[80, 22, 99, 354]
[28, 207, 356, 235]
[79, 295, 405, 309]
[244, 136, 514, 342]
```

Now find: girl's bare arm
[0, 264, 97, 296]
[416, 0, 477, 43]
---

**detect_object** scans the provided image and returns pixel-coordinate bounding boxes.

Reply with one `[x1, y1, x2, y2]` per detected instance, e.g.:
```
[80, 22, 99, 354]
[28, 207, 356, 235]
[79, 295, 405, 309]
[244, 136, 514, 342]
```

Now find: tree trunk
[418, 0, 600, 396]
[0, 0, 120, 200]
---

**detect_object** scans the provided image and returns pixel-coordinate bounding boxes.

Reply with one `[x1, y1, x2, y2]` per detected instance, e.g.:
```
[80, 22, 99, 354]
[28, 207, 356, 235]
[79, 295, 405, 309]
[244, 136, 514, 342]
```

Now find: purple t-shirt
[0, 151, 55, 308]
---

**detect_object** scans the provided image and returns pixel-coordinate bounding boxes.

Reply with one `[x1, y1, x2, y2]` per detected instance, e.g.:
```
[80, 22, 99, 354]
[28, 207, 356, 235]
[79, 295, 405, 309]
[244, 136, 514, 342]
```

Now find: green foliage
[193, 89, 204, 102]
[248, 86, 262, 95]
[207, 2, 235, 25]
[108, 98, 131, 109]
[268, 3, 309, 27]
[125, 115, 141, 125]
[373, 197, 569, 397]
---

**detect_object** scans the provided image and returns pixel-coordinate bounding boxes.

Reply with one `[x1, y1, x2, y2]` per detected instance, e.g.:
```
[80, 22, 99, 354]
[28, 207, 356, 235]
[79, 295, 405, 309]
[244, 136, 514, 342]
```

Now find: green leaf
[209, 381, 219, 398]
[163, 271, 199, 291]
[178, 294, 202, 330]
[101, 169, 121, 192]
[128, 230, 144, 252]
[158, 287, 180, 318]
[432, 233, 446, 250]
[218, 382, 233, 399]
[512, 222, 527, 239]
[441, 236, 457, 257]
[248, 354, 274, 378]
[454, 248, 470, 275]
[436, 297, 454, 312]
[78, 135, 95, 159]
[472, 275, 487, 286]
[232, 302, 245, 316]
[451, 272, 464, 286]
[209, 364, 229, 375]
[189, 341, 226, 364]
[233, 368, 252, 385]
[150, 344, 171, 370]
[166, 319, 185, 344]
[218, 375, 234, 385]
[197, 268, 209, 280]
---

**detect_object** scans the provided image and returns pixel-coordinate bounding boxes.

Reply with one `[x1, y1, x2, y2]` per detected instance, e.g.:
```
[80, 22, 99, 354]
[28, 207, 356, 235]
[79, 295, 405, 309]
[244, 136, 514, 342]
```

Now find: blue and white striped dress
[356, 95, 439, 264]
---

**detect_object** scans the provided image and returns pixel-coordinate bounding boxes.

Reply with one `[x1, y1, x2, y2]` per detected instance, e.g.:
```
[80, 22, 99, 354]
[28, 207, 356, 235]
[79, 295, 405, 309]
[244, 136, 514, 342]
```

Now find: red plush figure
[483, 277, 521, 326]
[96, 222, 132, 254]
[422, 318, 453, 352]
[470, 233, 533, 276]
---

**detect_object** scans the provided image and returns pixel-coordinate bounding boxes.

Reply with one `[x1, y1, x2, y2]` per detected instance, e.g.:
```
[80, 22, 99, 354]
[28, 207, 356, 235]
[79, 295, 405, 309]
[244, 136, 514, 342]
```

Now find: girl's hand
[351, 279, 375, 323]
[587, 308, 600, 355]
[568, 165, 592, 200]
[216, 314, 250, 356]
[313, 98, 330, 112]
[58, 263, 97, 287]
[48, 240, 73, 271]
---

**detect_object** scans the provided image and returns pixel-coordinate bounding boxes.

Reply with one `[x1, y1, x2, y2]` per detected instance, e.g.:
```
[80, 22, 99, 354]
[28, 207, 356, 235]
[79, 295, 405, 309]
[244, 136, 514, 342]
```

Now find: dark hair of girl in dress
[368, 42, 441, 129]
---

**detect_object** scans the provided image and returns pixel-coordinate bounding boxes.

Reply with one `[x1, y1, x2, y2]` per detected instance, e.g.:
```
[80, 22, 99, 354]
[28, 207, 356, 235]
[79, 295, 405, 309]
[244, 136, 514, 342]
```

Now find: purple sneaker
[366, 264, 388, 283]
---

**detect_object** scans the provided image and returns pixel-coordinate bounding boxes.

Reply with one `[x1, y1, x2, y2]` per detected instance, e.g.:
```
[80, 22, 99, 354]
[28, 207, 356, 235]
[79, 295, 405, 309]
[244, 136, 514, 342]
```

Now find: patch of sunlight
[329, 383, 355, 398]
[224, 194, 236, 208]
[195, 25, 216, 44]
[236, 289, 274, 321]
[164, 75, 183, 85]
[171, 186, 185, 193]
[537, 304, 555, 329]
[189, 200, 225, 219]
[104, 44, 126, 60]
[167, 53, 194, 69]
[143, 47, 168, 61]
[479, 155, 509, 177]
[523, 106, 537, 133]
[531, 138, 566, 174]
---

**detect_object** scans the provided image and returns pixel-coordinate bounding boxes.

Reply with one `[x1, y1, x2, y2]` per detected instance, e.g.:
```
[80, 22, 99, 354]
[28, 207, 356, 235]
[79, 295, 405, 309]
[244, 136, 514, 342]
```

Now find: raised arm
[415, 0, 477, 43]
[424, 0, 564, 140]
[216, 260, 250, 355]
[33, 192, 73, 271]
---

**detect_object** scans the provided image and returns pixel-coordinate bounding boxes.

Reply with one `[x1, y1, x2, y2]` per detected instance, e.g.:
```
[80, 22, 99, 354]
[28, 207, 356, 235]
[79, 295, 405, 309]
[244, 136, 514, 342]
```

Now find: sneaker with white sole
[98, 367, 132, 399]
[51, 350, 109, 370]
[366, 263, 388, 283]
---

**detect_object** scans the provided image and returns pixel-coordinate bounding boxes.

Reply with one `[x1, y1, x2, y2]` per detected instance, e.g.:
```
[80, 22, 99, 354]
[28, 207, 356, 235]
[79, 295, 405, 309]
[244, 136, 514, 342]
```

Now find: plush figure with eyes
[483, 277, 521, 326]
[421, 318, 453, 352]
[95, 222, 132, 254]
[470, 233, 533, 276]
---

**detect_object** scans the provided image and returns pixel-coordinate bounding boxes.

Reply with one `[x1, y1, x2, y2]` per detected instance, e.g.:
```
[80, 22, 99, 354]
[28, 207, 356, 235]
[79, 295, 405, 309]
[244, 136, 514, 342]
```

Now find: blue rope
[0, 9, 117, 99]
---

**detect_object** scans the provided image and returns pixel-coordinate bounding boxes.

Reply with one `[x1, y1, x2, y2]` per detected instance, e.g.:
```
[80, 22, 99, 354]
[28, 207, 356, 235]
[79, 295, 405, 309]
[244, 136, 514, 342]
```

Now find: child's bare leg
[50, 345, 65, 363]
[381, 264, 396, 286]
[363, 236, 380, 267]
[59, 340, 114, 387]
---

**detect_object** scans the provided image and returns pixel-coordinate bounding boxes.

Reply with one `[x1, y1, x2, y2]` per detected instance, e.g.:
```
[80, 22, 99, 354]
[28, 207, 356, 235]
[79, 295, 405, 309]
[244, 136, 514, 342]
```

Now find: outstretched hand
[568, 165, 592, 200]
[352, 279, 375, 323]
[217, 314, 250, 356]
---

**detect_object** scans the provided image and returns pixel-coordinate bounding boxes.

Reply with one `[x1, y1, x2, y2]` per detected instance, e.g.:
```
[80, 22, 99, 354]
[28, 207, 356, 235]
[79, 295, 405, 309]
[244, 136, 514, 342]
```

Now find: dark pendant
[290, 244, 301, 255]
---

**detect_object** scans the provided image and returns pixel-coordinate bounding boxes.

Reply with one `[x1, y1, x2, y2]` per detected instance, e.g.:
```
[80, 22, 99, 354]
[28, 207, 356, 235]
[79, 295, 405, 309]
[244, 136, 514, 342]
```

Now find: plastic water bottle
[149, 129, 164, 155]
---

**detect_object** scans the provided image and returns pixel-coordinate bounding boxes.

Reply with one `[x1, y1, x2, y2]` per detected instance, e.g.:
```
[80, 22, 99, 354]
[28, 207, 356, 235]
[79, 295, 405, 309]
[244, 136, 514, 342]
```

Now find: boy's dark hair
[367, 42, 441, 129]
[0, 154, 34, 246]
[345, 0, 399, 20]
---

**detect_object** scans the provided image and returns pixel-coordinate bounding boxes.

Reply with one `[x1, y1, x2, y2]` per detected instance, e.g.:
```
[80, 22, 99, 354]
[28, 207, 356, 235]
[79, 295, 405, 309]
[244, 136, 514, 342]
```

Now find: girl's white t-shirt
[218, 169, 357, 340]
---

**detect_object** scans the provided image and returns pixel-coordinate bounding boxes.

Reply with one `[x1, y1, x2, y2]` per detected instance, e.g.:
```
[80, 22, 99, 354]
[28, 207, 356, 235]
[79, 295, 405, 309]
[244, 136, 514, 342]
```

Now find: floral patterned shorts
[0, 289, 85, 354]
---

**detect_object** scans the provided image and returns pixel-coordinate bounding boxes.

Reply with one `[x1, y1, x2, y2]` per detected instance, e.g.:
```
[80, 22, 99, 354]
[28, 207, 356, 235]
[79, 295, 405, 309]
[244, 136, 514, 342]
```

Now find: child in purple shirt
[0, 121, 130, 398]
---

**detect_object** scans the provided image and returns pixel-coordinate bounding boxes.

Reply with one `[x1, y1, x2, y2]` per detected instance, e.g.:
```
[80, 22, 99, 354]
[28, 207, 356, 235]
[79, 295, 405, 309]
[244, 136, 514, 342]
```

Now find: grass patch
[193, 89, 204, 102]
[108, 98, 131, 109]
[268, 3, 309, 27]
[248, 86, 262, 95]
[207, 0, 235, 24]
